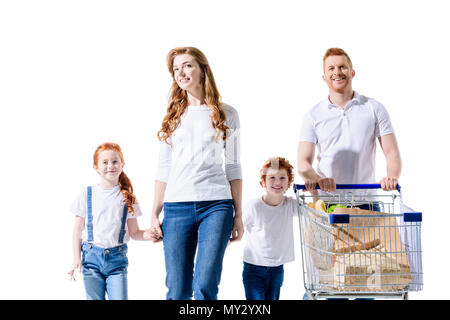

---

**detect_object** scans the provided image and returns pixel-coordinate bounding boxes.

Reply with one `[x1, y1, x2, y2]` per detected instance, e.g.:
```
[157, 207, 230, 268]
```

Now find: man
[298, 48, 401, 193]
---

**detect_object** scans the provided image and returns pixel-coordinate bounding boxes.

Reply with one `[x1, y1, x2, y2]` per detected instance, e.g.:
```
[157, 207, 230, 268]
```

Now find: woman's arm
[229, 178, 243, 242]
[147, 138, 172, 242]
[146, 180, 167, 242]
[224, 107, 244, 242]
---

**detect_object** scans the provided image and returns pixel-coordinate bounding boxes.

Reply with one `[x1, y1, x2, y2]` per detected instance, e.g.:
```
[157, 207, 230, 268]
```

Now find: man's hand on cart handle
[304, 177, 336, 193]
[379, 176, 399, 191]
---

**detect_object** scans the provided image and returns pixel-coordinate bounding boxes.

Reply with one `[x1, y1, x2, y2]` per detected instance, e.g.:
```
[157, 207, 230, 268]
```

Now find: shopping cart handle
[293, 183, 401, 192]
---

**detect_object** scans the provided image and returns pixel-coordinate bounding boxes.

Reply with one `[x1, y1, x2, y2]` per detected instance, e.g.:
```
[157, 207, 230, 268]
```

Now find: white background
[0, 0, 448, 300]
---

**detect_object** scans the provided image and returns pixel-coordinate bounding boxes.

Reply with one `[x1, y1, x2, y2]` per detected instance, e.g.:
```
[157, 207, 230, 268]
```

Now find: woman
[149, 47, 243, 300]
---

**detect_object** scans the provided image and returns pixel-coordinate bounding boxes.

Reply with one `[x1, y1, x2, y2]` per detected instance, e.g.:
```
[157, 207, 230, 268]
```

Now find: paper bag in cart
[330, 207, 412, 292]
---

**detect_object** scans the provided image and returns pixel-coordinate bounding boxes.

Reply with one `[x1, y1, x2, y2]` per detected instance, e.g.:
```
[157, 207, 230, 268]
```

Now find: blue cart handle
[293, 183, 401, 192]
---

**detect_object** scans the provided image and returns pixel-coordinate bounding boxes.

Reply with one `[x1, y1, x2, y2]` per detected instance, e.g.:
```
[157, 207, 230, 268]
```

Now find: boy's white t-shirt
[243, 196, 298, 267]
[70, 185, 142, 249]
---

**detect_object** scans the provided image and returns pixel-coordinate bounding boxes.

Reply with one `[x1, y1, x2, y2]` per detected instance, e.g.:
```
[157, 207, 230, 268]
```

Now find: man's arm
[378, 133, 402, 191]
[297, 141, 336, 192]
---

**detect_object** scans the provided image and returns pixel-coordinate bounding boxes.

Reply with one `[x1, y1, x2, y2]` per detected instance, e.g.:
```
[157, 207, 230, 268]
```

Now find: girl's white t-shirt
[242, 196, 298, 267]
[70, 185, 142, 248]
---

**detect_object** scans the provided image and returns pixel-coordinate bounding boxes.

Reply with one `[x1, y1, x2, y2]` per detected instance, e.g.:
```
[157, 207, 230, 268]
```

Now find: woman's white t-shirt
[243, 196, 298, 267]
[70, 185, 142, 248]
[155, 104, 242, 202]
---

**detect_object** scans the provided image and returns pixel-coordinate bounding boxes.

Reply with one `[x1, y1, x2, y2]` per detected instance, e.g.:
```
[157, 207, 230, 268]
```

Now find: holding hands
[144, 216, 163, 242]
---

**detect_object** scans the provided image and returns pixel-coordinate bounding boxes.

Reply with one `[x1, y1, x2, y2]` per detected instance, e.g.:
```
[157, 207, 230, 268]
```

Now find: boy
[242, 157, 297, 300]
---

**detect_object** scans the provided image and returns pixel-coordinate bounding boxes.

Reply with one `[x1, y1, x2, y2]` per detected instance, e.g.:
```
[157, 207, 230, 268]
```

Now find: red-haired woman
[148, 47, 243, 300]
[68, 142, 150, 299]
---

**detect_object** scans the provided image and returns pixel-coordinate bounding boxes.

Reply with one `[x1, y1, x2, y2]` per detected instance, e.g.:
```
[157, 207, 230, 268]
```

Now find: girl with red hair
[68, 142, 150, 300]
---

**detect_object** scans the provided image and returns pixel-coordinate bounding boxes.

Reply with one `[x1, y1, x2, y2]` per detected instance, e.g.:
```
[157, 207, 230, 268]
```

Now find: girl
[68, 142, 150, 300]
[148, 47, 243, 300]
[242, 157, 297, 300]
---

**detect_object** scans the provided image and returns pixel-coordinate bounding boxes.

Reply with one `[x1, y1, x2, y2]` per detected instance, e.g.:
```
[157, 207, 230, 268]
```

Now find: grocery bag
[330, 207, 412, 291]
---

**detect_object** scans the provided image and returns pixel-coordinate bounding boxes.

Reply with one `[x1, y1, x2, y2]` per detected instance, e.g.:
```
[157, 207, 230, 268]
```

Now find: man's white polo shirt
[299, 91, 394, 186]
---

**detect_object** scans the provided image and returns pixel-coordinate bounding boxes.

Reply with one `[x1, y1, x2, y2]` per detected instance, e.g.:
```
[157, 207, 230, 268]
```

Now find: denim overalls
[81, 186, 129, 300]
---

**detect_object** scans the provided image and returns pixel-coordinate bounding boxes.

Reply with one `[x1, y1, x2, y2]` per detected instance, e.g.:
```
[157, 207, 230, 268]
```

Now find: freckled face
[262, 167, 289, 196]
[94, 150, 123, 183]
[323, 55, 355, 93]
[172, 54, 204, 93]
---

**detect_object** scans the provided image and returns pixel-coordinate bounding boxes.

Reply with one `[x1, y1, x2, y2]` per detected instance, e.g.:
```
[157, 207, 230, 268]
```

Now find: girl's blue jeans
[242, 262, 284, 300]
[162, 199, 234, 300]
[81, 242, 128, 300]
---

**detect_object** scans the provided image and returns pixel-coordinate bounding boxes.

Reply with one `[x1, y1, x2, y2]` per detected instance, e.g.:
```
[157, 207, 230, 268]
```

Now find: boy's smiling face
[262, 167, 289, 196]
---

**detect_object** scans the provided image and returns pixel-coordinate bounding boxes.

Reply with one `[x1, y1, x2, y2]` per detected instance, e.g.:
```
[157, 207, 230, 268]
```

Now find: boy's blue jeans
[162, 199, 234, 300]
[242, 262, 284, 300]
[81, 242, 128, 300]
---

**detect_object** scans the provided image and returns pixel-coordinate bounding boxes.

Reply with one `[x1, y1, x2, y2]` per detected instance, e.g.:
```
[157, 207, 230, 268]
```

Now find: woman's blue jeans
[162, 199, 234, 300]
[81, 242, 128, 300]
[242, 262, 284, 300]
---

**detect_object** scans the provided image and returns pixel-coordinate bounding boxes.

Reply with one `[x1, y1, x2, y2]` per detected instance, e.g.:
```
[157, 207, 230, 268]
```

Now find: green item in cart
[327, 204, 347, 213]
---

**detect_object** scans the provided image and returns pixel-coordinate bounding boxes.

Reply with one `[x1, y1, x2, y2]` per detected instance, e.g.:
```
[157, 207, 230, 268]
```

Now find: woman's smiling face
[172, 53, 204, 93]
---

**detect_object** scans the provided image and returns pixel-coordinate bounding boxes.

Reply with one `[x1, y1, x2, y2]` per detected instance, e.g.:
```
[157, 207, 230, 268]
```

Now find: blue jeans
[242, 262, 284, 300]
[81, 242, 128, 300]
[162, 199, 234, 300]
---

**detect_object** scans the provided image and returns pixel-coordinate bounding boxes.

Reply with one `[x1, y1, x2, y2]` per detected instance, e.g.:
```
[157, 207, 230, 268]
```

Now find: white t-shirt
[70, 185, 142, 248]
[155, 103, 242, 202]
[243, 196, 298, 267]
[299, 91, 394, 187]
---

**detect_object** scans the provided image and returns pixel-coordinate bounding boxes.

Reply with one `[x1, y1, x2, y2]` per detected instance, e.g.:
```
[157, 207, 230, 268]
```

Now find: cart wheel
[302, 292, 315, 300]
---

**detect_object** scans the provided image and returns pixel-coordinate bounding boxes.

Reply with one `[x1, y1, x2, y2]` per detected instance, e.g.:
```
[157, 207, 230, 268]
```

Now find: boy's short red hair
[323, 47, 353, 70]
[260, 157, 294, 187]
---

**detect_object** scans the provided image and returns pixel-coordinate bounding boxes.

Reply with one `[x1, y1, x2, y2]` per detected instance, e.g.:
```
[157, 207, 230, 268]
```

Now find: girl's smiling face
[94, 150, 123, 186]
[262, 167, 289, 196]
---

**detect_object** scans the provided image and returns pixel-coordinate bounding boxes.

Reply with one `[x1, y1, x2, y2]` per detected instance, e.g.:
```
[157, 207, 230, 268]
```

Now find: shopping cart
[293, 184, 423, 300]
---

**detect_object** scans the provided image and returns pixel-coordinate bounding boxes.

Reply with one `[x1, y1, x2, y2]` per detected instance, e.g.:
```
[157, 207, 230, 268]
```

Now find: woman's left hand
[230, 215, 244, 242]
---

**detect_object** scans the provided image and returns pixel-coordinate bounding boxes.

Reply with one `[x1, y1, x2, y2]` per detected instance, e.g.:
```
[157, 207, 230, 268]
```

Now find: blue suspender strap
[118, 203, 128, 244]
[87, 186, 94, 243]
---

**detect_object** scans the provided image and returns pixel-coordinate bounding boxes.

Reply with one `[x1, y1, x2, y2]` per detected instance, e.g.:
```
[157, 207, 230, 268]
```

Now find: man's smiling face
[322, 55, 355, 94]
